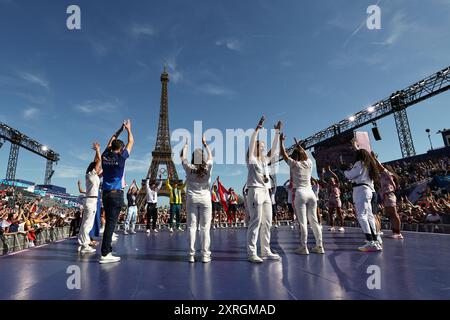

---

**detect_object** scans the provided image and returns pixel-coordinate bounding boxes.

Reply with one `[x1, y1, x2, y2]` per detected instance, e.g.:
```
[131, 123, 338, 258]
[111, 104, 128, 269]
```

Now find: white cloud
[55, 165, 84, 179]
[165, 54, 183, 84]
[74, 100, 119, 114]
[23, 107, 39, 120]
[126, 153, 151, 173]
[18, 72, 49, 89]
[198, 84, 234, 96]
[215, 38, 242, 52]
[130, 24, 156, 37]
[372, 12, 408, 46]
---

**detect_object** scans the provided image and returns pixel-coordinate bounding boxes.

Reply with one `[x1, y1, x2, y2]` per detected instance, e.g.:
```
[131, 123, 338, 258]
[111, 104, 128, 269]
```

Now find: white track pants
[246, 187, 272, 257]
[294, 188, 323, 247]
[78, 198, 98, 247]
[353, 186, 376, 235]
[125, 206, 137, 231]
[186, 194, 212, 258]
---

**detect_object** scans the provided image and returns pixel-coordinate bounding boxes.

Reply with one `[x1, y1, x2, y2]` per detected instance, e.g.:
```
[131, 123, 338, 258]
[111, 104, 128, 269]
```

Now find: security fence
[0, 226, 71, 256]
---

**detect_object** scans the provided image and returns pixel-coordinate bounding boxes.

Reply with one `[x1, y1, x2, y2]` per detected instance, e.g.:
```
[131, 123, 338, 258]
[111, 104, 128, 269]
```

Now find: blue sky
[0, 0, 449, 203]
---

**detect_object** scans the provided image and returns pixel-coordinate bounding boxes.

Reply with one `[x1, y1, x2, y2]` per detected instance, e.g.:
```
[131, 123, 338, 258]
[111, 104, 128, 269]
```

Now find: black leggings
[146, 203, 158, 230]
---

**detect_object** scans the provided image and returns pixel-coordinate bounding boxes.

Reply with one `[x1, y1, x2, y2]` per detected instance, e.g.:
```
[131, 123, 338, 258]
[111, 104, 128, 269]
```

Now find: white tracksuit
[288, 158, 323, 248]
[246, 187, 273, 256]
[78, 170, 99, 248]
[78, 198, 98, 247]
[183, 159, 213, 258]
[344, 161, 376, 235]
[246, 154, 274, 257]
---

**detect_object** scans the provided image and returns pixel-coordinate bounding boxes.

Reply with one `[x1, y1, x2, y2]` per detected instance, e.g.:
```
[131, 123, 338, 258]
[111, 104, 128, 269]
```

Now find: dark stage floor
[1, 226, 450, 300]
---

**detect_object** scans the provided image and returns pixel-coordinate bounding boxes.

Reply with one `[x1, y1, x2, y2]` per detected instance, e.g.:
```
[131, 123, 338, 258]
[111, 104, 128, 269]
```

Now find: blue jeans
[101, 190, 124, 257]
[170, 204, 181, 228]
[125, 206, 137, 231]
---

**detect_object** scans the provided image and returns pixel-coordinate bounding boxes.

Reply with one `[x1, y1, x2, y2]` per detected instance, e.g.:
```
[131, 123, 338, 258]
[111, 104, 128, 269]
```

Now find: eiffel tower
[138, 67, 181, 209]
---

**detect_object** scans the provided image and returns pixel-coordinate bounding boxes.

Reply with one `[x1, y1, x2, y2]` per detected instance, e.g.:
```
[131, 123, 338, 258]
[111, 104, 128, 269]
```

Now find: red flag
[217, 180, 229, 213]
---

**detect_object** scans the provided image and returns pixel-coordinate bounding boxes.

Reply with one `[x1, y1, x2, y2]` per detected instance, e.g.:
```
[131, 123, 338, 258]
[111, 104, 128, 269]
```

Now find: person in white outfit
[78, 142, 102, 254]
[181, 135, 214, 263]
[124, 180, 139, 235]
[246, 116, 282, 263]
[145, 175, 163, 234]
[341, 143, 382, 252]
[280, 135, 324, 255]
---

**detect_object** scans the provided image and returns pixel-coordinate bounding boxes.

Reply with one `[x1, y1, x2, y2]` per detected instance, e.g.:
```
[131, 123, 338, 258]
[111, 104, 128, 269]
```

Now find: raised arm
[123, 119, 134, 154]
[165, 177, 172, 192]
[92, 142, 102, 174]
[294, 137, 309, 160]
[180, 138, 189, 162]
[202, 135, 212, 162]
[106, 124, 125, 151]
[249, 116, 265, 162]
[267, 121, 282, 159]
[279, 133, 290, 162]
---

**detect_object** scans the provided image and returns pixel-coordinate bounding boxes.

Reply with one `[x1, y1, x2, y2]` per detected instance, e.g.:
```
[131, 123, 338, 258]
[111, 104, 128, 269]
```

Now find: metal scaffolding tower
[0, 122, 60, 184]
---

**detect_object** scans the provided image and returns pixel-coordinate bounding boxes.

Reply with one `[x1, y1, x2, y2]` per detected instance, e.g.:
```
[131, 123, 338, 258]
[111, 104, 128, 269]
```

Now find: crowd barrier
[0, 226, 71, 256]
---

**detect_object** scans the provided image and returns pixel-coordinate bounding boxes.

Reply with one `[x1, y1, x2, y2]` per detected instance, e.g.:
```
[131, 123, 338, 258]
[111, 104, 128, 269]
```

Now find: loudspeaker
[372, 127, 382, 141]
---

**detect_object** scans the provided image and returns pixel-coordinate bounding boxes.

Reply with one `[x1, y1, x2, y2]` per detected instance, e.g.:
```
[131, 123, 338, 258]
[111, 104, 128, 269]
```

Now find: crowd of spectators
[315, 155, 450, 227]
[0, 186, 81, 249]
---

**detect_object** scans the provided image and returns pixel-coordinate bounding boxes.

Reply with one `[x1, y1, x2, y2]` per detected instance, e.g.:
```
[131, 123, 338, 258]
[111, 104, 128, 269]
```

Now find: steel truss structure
[285, 65, 450, 157]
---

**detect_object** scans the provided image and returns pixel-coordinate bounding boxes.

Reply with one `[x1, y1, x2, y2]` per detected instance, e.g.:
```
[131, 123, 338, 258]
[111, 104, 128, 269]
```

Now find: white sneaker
[295, 247, 310, 255]
[261, 252, 281, 260]
[188, 255, 195, 263]
[391, 233, 404, 240]
[99, 253, 121, 264]
[328, 227, 336, 232]
[202, 256, 211, 263]
[374, 241, 383, 251]
[213, 225, 216, 229]
[81, 246, 96, 254]
[123, 230, 129, 235]
[248, 255, 263, 263]
[311, 246, 325, 254]
[377, 234, 383, 245]
[338, 227, 345, 232]
[130, 230, 136, 234]
[77, 245, 82, 252]
[177, 227, 184, 232]
[358, 241, 378, 252]
[146, 229, 151, 234]
[169, 227, 174, 233]
[274, 224, 279, 229]
[152, 229, 159, 233]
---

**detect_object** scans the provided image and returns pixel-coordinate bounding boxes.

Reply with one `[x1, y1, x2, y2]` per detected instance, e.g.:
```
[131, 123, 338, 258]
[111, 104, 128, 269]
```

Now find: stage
[1, 226, 450, 300]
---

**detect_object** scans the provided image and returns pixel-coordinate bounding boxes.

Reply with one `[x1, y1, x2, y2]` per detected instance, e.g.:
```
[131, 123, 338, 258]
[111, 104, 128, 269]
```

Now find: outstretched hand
[123, 119, 132, 131]
[274, 120, 283, 131]
[92, 142, 100, 151]
[256, 115, 265, 130]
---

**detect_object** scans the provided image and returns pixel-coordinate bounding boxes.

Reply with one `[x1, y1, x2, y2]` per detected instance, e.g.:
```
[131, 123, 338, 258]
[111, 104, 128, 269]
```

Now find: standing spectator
[145, 175, 162, 234]
[166, 175, 186, 233]
[124, 180, 139, 235]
